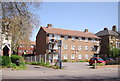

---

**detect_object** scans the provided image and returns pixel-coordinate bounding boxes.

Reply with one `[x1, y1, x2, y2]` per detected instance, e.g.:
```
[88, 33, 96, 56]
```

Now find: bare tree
[1, 2, 40, 54]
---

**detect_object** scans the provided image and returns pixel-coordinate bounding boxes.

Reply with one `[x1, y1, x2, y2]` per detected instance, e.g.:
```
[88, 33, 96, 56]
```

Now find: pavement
[1, 62, 119, 79]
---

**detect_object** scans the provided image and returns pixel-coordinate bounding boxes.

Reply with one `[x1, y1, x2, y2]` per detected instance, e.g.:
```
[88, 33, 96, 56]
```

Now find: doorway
[3, 45, 9, 56]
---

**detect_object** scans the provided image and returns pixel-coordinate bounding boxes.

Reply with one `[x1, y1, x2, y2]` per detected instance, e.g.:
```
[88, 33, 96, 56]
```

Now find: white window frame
[64, 54, 67, 59]
[85, 38, 88, 42]
[91, 38, 95, 42]
[49, 44, 52, 49]
[85, 54, 89, 59]
[30, 45, 34, 48]
[71, 45, 75, 50]
[78, 37, 82, 41]
[78, 46, 82, 50]
[19, 50, 23, 52]
[53, 54, 58, 59]
[85, 46, 88, 51]
[49, 34, 53, 39]
[53, 43, 58, 49]
[71, 54, 75, 59]
[64, 36, 68, 40]
[64, 45, 68, 49]
[54, 34, 61, 40]
[71, 36, 75, 41]
[78, 54, 82, 59]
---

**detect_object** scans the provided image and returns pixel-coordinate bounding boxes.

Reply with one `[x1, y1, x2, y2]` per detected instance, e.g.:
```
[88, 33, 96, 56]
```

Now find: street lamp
[57, 40, 62, 69]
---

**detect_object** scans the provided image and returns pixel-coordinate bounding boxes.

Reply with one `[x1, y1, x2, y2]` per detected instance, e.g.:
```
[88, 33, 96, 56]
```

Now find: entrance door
[3, 45, 9, 56]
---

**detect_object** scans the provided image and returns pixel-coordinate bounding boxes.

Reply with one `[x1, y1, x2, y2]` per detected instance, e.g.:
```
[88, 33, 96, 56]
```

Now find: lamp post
[58, 40, 62, 69]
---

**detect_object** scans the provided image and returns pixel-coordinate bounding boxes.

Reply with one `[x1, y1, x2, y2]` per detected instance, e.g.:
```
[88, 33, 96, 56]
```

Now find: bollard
[94, 60, 97, 69]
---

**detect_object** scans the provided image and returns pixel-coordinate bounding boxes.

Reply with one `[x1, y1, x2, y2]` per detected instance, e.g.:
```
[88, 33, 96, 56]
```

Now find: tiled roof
[42, 27, 100, 39]
[96, 30, 119, 37]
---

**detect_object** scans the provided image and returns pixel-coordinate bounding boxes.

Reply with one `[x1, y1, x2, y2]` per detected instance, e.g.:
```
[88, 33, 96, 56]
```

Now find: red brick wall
[36, 27, 47, 55]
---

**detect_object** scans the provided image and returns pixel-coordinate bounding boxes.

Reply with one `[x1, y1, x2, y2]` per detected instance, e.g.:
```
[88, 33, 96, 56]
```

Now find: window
[85, 54, 88, 59]
[78, 54, 82, 59]
[49, 34, 53, 39]
[71, 54, 75, 59]
[64, 36, 68, 40]
[30, 45, 34, 48]
[85, 38, 88, 42]
[19, 44, 23, 47]
[85, 46, 88, 51]
[91, 39, 95, 42]
[71, 36, 75, 41]
[19, 50, 23, 52]
[64, 45, 68, 49]
[64, 54, 67, 59]
[91, 46, 95, 51]
[53, 54, 58, 59]
[54, 35, 61, 40]
[30, 50, 33, 53]
[71, 45, 75, 50]
[78, 37, 82, 41]
[78, 46, 82, 50]
[26, 50, 28, 52]
[49, 44, 52, 49]
[53, 43, 58, 49]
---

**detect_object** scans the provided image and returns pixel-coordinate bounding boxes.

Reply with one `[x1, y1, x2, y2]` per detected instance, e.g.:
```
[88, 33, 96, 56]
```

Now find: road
[2, 62, 119, 79]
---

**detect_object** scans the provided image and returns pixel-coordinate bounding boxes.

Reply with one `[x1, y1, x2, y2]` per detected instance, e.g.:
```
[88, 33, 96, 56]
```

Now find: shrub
[31, 62, 39, 65]
[78, 60, 87, 62]
[9, 63, 17, 68]
[11, 55, 25, 66]
[93, 63, 105, 66]
[62, 59, 68, 62]
[2, 56, 11, 67]
[43, 63, 50, 66]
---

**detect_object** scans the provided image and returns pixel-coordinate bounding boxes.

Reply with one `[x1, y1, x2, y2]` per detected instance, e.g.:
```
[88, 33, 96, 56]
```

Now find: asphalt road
[2, 62, 119, 79]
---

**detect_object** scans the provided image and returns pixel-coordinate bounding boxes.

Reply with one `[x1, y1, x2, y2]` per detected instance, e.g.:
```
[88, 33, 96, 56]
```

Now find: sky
[30, 2, 118, 41]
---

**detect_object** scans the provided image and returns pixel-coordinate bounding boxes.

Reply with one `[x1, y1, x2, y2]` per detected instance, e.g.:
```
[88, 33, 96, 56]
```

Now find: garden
[1, 55, 27, 70]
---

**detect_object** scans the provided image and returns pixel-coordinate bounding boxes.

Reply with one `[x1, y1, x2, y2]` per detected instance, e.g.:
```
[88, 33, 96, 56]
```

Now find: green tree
[109, 47, 120, 58]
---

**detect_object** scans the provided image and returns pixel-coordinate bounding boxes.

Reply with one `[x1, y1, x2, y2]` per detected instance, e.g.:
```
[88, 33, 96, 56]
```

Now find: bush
[93, 63, 105, 66]
[2, 56, 11, 67]
[78, 60, 87, 62]
[31, 62, 39, 65]
[9, 63, 17, 68]
[62, 59, 68, 62]
[11, 55, 25, 66]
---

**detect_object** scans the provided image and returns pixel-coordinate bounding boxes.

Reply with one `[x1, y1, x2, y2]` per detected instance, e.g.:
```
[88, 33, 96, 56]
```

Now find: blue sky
[31, 2, 118, 41]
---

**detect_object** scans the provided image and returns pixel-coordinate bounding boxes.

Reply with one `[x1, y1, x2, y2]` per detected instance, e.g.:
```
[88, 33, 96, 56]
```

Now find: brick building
[36, 24, 101, 63]
[96, 25, 120, 58]
[18, 41, 36, 56]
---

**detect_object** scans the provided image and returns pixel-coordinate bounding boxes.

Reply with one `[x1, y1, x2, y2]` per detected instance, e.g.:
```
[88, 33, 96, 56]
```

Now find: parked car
[105, 58, 115, 64]
[89, 57, 106, 65]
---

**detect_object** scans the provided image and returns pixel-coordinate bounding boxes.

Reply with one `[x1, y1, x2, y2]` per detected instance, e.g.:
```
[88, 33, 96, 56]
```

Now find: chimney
[104, 28, 108, 30]
[112, 25, 117, 32]
[47, 24, 52, 28]
[84, 29, 88, 33]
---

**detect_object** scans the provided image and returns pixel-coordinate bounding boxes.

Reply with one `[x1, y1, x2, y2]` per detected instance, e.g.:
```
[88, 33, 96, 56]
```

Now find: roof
[42, 27, 100, 39]
[95, 29, 119, 37]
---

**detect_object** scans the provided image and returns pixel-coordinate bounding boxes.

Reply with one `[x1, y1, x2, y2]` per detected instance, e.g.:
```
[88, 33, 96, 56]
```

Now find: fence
[24, 55, 46, 63]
